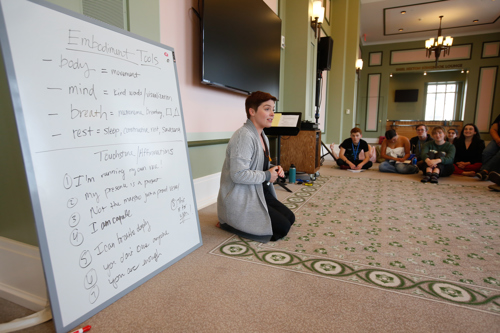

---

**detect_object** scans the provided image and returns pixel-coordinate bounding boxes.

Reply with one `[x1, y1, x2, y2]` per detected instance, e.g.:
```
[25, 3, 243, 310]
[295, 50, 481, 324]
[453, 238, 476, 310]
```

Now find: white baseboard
[0, 173, 222, 311]
[193, 172, 220, 210]
[364, 137, 381, 144]
[0, 237, 47, 311]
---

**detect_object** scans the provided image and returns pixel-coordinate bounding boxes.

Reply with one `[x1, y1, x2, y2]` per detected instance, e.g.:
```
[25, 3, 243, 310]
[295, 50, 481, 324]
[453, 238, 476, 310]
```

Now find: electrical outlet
[346, 109, 351, 114]
[281, 36, 285, 49]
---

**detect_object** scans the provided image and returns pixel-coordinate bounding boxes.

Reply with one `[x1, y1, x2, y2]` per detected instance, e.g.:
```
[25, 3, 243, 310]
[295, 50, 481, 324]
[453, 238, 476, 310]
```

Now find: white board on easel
[0, 0, 202, 332]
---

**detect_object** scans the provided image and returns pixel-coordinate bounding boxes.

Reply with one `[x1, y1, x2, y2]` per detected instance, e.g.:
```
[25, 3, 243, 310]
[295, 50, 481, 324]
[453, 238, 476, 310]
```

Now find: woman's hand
[268, 166, 282, 183]
[275, 165, 285, 178]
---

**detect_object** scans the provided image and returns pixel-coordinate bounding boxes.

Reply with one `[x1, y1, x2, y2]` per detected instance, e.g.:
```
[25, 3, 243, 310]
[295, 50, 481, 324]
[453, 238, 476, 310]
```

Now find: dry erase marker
[72, 325, 91, 333]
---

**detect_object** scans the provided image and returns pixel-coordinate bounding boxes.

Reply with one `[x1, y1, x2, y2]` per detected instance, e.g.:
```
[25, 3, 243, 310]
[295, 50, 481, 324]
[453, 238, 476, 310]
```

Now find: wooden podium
[280, 129, 321, 174]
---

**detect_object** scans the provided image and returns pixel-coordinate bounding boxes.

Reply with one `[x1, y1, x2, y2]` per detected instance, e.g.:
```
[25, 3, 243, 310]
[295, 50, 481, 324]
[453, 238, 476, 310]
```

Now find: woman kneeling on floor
[419, 126, 456, 184]
[453, 123, 485, 177]
[379, 129, 418, 174]
[217, 91, 295, 243]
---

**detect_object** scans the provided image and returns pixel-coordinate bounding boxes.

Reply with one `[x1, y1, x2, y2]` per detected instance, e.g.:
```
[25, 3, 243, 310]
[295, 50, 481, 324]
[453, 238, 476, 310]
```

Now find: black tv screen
[395, 89, 419, 102]
[201, 0, 281, 98]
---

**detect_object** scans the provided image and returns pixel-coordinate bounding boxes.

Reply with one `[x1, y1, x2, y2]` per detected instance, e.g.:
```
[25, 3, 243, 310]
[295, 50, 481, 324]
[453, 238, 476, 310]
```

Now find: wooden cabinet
[279, 130, 321, 174]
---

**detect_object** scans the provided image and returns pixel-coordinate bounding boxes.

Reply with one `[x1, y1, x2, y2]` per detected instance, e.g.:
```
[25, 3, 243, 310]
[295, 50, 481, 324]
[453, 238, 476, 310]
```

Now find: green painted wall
[282, 1, 311, 116]
[188, 143, 226, 179]
[388, 71, 465, 121]
[0, 50, 36, 245]
[357, 32, 500, 139]
[323, 0, 360, 144]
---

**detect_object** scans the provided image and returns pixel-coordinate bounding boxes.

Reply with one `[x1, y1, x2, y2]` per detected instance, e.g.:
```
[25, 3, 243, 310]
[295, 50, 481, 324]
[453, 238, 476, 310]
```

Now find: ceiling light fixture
[425, 16, 453, 66]
[401, 11, 406, 14]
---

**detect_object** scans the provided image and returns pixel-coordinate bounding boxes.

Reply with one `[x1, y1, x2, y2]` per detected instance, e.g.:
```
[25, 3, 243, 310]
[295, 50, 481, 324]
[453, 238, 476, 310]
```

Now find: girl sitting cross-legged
[419, 126, 456, 184]
[453, 123, 485, 177]
[378, 129, 418, 174]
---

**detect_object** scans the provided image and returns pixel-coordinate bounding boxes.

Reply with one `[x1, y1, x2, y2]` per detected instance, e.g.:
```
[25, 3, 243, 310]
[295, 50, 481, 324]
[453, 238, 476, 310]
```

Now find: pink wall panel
[391, 45, 471, 65]
[475, 67, 497, 132]
[159, 0, 248, 140]
[366, 74, 380, 131]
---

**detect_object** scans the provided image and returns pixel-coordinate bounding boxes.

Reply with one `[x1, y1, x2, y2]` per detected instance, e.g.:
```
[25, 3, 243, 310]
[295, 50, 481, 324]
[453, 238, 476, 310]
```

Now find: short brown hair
[416, 124, 428, 131]
[431, 126, 445, 135]
[245, 91, 277, 119]
[350, 127, 362, 134]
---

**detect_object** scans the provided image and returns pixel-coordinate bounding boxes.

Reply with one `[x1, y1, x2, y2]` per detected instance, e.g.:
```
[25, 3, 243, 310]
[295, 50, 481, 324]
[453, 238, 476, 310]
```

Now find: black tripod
[264, 114, 302, 193]
[273, 135, 292, 193]
[315, 70, 336, 165]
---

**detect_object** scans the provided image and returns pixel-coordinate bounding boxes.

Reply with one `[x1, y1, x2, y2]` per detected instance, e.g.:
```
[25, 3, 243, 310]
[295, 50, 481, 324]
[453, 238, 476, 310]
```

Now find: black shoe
[430, 173, 439, 184]
[476, 170, 489, 181]
[421, 175, 430, 183]
[489, 171, 500, 185]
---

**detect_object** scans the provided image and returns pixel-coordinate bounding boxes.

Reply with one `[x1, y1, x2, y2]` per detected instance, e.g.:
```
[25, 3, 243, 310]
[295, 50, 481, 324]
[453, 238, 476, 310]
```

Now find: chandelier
[425, 16, 453, 66]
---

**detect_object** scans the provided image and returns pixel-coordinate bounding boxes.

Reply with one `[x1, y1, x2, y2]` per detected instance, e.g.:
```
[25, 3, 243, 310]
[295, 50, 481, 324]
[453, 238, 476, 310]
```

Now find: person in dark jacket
[477, 114, 500, 180]
[453, 123, 485, 177]
[419, 126, 456, 184]
[410, 124, 433, 161]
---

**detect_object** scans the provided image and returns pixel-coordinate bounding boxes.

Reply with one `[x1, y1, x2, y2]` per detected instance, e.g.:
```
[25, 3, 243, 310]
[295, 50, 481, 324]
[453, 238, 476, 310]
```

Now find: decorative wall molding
[369, 51, 382, 66]
[390, 44, 472, 65]
[0, 237, 47, 311]
[475, 66, 498, 132]
[193, 172, 221, 210]
[482, 41, 500, 58]
[365, 73, 381, 132]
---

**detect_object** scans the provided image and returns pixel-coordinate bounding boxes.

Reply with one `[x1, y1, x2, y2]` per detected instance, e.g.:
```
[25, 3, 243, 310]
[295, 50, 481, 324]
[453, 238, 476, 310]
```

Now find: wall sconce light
[423, 71, 427, 75]
[390, 73, 393, 77]
[311, 0, 325, 39]
[355, 59, 363, 78]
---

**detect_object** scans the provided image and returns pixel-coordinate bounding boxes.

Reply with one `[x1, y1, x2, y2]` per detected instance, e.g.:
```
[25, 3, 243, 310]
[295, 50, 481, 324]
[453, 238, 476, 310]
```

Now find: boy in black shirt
[337, 127, 372, 170]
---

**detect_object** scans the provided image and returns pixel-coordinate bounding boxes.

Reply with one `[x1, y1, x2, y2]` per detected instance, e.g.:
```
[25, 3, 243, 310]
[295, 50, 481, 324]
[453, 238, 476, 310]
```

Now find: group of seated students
[335, 115, 500, 186]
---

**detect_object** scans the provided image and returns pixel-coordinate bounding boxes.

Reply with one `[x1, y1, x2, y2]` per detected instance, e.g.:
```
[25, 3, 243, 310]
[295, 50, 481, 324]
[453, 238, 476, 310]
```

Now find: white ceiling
[360, 0, 500, 45]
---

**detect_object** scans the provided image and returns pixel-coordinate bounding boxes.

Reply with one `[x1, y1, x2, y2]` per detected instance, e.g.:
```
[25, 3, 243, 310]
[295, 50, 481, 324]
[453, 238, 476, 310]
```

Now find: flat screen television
[201, 0, 281, 98]
[395, 89, 419, 102]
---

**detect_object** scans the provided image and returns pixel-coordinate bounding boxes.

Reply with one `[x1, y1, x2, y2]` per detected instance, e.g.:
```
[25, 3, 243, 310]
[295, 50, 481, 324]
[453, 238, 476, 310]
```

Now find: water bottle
[289, 164, 296, 184]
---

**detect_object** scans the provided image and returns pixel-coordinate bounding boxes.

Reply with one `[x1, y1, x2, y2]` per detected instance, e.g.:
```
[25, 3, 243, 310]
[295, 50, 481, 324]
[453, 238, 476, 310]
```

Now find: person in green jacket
[419, 126, 456, 184]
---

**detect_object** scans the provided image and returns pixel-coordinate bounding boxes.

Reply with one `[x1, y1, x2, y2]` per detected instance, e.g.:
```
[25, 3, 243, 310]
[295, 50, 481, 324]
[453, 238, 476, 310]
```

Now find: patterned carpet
[210, 176, 500, 315]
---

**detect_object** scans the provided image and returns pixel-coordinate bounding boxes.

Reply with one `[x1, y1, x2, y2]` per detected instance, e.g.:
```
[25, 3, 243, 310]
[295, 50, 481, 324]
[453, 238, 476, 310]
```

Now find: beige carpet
[1, 160, 500, 332]
[211, 174, 500, 315]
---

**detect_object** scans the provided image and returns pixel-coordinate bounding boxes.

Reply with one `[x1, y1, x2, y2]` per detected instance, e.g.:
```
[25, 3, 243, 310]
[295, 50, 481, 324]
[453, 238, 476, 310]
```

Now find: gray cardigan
[217, 119, 276, 242]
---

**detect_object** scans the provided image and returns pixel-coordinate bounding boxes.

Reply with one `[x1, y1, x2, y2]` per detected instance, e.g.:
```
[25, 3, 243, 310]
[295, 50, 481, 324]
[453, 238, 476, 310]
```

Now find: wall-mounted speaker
[317, 36, 333, 71]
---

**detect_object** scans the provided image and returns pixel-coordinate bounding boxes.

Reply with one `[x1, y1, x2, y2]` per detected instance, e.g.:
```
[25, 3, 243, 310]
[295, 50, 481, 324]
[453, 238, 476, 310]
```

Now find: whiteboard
[0, 0, 202, 332]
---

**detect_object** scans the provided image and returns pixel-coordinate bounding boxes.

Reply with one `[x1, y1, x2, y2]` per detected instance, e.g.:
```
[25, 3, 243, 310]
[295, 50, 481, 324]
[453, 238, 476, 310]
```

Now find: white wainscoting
[0, 173, 222, 311]
[0, 237, 48, 311]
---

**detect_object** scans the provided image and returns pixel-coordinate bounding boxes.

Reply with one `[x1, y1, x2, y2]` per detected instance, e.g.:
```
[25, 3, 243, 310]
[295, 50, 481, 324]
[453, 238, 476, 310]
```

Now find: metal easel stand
[274, 135, 292, 193]
[314, 68, 337, 167]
